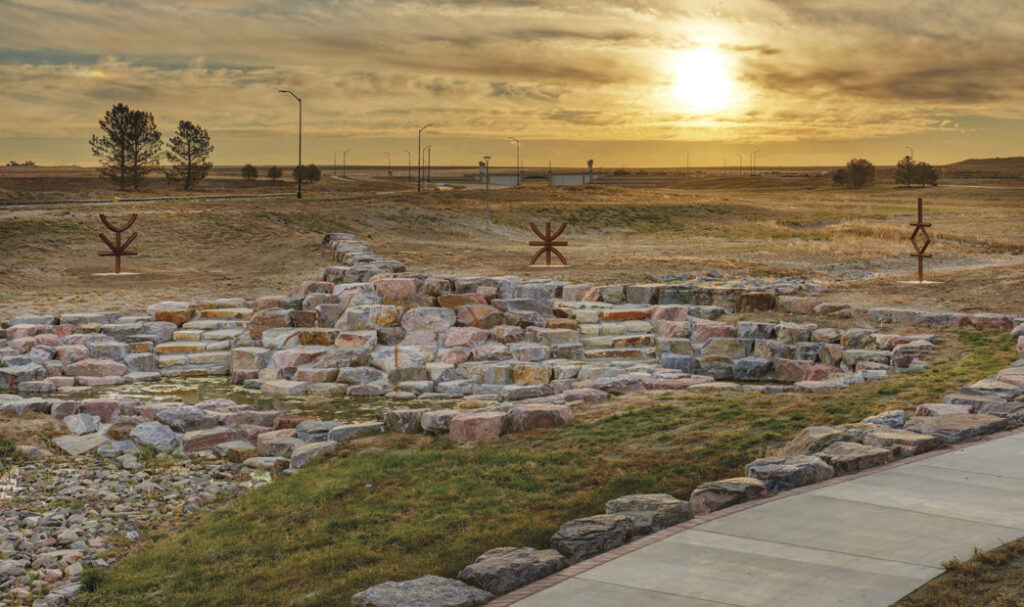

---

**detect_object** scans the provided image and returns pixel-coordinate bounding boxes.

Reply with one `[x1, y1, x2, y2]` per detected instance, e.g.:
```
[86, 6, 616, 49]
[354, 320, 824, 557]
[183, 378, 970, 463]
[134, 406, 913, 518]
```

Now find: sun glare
[672, 47, 732, 113]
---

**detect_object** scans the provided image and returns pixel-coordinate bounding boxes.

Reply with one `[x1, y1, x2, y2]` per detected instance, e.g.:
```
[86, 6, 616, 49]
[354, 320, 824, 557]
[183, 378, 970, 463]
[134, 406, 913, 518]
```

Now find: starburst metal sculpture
[529, 221, 568, 266]
[98, 213, 139, 274]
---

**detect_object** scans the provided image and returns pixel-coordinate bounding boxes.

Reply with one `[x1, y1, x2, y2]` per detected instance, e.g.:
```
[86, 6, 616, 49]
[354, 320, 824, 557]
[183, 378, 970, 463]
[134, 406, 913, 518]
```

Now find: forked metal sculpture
[98, 214, 139, 274]
[908, 197, 932, 282]
[529, 221, 568, 266]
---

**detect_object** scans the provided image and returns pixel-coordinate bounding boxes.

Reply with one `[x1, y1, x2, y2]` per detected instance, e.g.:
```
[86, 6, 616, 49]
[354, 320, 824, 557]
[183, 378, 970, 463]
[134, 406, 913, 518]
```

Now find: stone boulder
[401, 307, 456, 331]
[289, 440, 337, 469]
[62, 413, 98, 436]
[506, 404, 574, 433]
[182, 426, 239, 452]
[53, 433, 107, 456]
[779, 426, 851, 455]
[550, 514, 633, 563]
[449, 411, 508, 444]
[156, 405, 219, 432]
[860, 410, 906, 428]
[296, 420, 343, 442]
[129, 421, 181, 453]
[457, 547, 567, 596]
[64, 358, 128, 377]
[351, 575, 493, 607]
[146, 301, 195, 326]
[605, 493, 693, 534]
[903, 413, 1007, 443]
[328, 422, 385, 443]
[421, 410, 458, 435]
[744, 454, 834, 495]
[689, 477, 768, 515]
[384, 408, 428, 433]
[816, 441, 893, 475]
[858, 427, 938, 458]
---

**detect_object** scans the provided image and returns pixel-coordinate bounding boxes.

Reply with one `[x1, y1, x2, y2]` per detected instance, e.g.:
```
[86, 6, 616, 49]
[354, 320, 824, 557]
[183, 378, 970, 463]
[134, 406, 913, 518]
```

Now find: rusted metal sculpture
[908, 197, 932, 282]
[98, 214, 138, 274]
[529, 221, 568, 266]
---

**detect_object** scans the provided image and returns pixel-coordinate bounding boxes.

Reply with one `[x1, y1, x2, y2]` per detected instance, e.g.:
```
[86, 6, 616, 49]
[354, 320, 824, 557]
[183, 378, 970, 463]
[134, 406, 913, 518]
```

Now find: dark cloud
[489, 82, 561, 102]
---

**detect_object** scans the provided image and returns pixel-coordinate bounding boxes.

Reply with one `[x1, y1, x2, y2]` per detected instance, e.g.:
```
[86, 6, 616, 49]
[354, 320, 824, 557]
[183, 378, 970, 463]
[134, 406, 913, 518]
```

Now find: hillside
[942, 156, 1024, 179]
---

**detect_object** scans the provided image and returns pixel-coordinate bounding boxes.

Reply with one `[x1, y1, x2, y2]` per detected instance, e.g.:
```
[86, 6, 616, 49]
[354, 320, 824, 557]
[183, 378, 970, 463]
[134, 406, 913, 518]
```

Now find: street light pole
[404, 150, 411, 181]
[508, 137, 520, 186]
[425, 146, 432, 183]
[736, 153, 743, 177]
[483, 155, 491, 230]
[342, 149, 350, 178]
[278, 89, 302, 198]
[417, 123, 432, 191]
[752, 149, 760, 175]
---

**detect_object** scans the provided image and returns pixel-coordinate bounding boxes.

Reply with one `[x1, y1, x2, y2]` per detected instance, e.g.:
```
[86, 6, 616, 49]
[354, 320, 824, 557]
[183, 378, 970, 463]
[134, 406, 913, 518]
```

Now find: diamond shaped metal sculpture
[908, 197, 932, 282]
[529, 221, 568, 266]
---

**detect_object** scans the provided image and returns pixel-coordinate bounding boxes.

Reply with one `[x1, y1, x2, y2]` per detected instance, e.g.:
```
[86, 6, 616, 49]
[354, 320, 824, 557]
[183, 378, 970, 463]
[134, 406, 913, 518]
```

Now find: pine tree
[165, 120, 214, 190]
[89, 103, 162, 190]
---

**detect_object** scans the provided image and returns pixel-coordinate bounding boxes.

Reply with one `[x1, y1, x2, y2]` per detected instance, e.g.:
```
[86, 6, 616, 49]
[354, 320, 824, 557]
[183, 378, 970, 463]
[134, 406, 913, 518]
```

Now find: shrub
[241, 164, 258, 181]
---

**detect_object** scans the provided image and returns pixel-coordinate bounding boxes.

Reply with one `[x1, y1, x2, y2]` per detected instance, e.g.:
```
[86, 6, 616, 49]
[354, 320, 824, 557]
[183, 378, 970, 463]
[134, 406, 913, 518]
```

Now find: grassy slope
[78, 330, 1017, 607]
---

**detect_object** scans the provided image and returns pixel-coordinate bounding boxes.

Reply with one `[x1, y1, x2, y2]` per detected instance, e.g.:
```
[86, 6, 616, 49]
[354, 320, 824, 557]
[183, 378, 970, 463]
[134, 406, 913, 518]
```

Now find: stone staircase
[557, 302, 657, 363]
[156, 302, 253, 377]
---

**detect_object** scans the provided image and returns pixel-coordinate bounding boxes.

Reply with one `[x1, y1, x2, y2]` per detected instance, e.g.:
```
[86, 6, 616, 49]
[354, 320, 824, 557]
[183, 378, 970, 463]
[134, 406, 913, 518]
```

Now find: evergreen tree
[165, 120, 214, 190]
[89, 103, 162, 190]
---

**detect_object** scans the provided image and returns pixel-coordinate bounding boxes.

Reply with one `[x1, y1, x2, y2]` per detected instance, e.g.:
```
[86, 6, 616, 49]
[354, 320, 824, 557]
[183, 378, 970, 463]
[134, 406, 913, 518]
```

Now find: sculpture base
[91, 272, 141, 277]
[525, 265, 572, 270]
[896, 280, 942, 285]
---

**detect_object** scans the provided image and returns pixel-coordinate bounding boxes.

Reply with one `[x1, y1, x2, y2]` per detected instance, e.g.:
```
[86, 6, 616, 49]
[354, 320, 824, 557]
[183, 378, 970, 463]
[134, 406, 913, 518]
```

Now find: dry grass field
[1, 166, 1023, 318]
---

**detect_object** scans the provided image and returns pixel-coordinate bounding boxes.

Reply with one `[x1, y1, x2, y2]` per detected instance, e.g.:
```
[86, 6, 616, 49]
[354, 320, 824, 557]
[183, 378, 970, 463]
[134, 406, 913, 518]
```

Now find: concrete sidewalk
[503, 430, 1024, 607]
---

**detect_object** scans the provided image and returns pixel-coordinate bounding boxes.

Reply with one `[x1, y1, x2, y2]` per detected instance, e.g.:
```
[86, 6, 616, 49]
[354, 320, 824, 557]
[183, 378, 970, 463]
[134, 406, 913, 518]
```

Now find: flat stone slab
[744, 455, 834, 495]
[457, 547, 567, 595]
[816, 441, 893, 475]
[550, 514, 633, 563]
[902, 413, 1008, 443]
[352, 574, 493, 607]
[605, 493, 693, 534]
[689, 477, 768, 515]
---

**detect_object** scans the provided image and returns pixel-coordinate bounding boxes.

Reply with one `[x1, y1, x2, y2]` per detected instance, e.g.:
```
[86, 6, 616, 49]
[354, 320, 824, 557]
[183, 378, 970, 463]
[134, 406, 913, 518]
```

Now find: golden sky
[2, 0, 1023, 167]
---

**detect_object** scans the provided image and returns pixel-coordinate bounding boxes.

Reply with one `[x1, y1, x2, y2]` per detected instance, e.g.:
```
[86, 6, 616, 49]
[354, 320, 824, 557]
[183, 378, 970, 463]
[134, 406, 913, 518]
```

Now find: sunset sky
[2, 0, 1023, 168]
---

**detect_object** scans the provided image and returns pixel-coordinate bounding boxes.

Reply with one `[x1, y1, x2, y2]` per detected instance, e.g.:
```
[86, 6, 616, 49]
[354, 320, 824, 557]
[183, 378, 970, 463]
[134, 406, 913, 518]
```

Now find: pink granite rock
[146, 301, 195, 326]
[507, 404, 574, 432]
[449, 411, 508, 443]
[292, 280, 335, 296]
[401, 307, 456, 331]
[455, 304, 504, 329]
[79, 399, 120, 423]
[444, 327, 490, 349]
[65, 358, 128, 377]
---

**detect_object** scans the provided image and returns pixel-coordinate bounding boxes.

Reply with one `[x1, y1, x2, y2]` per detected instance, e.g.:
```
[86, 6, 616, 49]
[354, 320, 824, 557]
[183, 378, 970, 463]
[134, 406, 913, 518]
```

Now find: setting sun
[672, 46, 732, 113]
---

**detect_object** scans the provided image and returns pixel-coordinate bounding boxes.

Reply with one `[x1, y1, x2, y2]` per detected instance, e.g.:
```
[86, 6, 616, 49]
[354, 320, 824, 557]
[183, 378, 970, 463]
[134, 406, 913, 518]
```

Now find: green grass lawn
[78, 329, 1017, 607]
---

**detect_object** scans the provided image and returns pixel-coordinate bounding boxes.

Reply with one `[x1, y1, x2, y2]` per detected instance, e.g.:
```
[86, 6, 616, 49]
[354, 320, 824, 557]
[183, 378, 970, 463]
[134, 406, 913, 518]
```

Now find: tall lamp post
[404, 150, 411, 181]
[508, 136, 520, 186]
[483, 155, 491, 230]
[342, 149, 350, 178]
[424, 146, 432, 183]
[417, 123, 433, 191]
[278, 89, 302, 199]
[736, 153, 743, 177]
[752, 149, 760, 175]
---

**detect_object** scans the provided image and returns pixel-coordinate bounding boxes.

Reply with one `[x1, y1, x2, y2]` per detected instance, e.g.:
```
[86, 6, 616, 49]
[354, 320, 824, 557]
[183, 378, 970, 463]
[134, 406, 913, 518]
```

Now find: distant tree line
[894, 156, 938, 187]
[832, 158, 875, 188]
[6, 160, 36, 167]
[89, 103, 213, 191]
[832, 155, 939, 189]
[241, 163, 317, 182]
